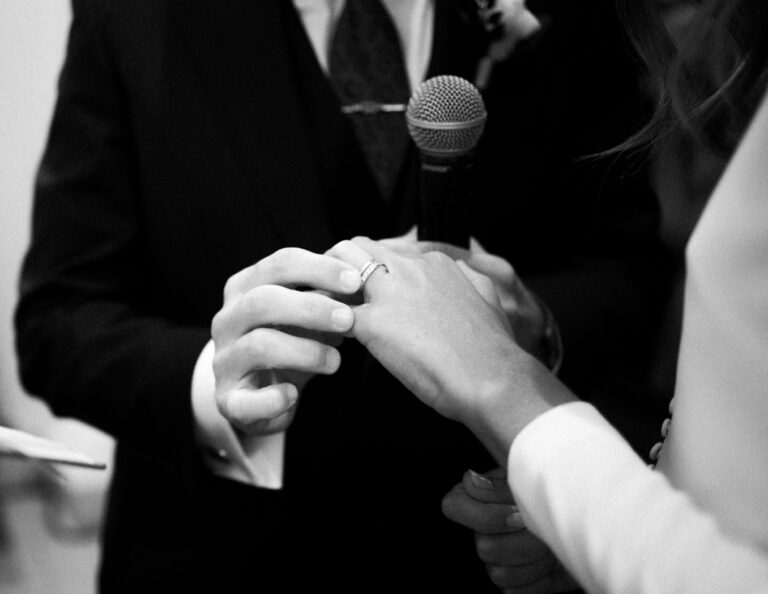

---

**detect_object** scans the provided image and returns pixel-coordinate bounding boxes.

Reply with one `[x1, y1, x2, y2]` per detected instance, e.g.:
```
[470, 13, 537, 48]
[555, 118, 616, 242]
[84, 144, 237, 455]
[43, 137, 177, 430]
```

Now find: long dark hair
[616, 0, 768, 157]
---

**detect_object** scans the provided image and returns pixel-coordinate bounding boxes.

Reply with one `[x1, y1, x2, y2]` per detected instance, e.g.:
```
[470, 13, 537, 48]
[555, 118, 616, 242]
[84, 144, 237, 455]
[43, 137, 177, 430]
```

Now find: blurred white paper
[0, 425, 107, 469]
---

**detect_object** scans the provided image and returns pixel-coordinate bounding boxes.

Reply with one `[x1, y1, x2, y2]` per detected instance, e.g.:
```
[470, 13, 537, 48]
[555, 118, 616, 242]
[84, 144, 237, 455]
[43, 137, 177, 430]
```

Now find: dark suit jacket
[15, 0, 668, 591]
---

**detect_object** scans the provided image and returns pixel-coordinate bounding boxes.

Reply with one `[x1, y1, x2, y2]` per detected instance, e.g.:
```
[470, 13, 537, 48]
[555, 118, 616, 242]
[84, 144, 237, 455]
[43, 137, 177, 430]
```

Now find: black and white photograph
[1, 1, 766, 592]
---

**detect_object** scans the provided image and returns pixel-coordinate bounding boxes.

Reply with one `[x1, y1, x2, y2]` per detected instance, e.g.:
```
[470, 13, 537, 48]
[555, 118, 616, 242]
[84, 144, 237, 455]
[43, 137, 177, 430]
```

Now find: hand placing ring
[359, 258, 389, 288]
[325, 239, 391, 293]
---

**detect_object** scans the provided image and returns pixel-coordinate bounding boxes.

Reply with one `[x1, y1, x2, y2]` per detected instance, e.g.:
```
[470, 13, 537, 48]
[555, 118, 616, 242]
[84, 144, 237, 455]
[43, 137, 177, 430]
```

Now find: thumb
[469, 236, 488, 254]
[457, 260, 502, 308]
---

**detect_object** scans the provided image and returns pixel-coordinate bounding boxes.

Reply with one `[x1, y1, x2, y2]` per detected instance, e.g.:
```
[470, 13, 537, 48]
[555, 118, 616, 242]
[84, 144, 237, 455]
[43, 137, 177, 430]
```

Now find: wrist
[467, 350, 575, 466]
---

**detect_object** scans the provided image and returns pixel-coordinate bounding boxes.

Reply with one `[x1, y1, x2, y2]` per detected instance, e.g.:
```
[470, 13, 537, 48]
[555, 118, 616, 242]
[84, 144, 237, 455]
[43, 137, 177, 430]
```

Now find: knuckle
[275, 247, 302, 268]
[210, 310, 226, 342]
[311, 342, 331, 371]
[246, 328, 272, 363]
[261, 248, 298, 280]
[331, 239, 352, 255]
[304, 296, 320, 325]
[223, 274, 241, 301]
[243, 286, 272, 320]
[262, 254, 284, 280]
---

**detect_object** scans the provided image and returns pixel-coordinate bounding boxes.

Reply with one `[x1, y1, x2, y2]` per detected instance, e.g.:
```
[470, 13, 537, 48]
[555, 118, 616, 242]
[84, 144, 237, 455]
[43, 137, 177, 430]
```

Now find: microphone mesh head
[406, 75, 487, 158]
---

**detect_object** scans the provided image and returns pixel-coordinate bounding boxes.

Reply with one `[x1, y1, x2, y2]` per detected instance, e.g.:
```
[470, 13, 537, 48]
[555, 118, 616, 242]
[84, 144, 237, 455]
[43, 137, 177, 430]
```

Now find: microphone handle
[417, 155, 474, 248]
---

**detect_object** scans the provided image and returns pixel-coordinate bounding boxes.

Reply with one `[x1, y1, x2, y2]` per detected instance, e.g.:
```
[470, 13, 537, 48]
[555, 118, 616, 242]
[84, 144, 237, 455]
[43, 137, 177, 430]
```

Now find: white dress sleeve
[507, 402, 768, 594]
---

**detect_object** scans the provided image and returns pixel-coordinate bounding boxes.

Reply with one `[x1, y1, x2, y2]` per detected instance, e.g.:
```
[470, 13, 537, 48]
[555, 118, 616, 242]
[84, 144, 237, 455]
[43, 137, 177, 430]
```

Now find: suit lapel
[170, 0, 334, 252]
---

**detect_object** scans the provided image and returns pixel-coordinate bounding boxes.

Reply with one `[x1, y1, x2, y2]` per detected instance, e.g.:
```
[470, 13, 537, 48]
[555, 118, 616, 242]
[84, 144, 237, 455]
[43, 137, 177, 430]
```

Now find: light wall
[0, 1, 70, 431]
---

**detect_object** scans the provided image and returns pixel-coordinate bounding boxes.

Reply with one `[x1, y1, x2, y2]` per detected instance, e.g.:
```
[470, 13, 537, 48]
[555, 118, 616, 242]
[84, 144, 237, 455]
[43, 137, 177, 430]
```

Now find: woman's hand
[327, 237, 517, 424]
[326, 237, 575, 462]
[378, 227, 557, 367]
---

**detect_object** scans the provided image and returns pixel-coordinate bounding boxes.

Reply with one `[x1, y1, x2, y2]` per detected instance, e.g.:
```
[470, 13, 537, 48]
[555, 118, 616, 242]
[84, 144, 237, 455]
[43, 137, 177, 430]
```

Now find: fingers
[212, 285, 354, 345]
[212, 246, 361, 437]
[226, 247, 362, 298]
[325, 237, 382, 270]
[214, 326, 343, 433]
[221, 383, 299, 433]
[463, 468, 515, 504]
[443, 470, 558, 592]
[491, 557, 578, 594]
[325, 238, 394, 295]
[475, 531, 550, 566]
[464, 250, 518, 290]
[442, 483, 517, 534]
[487, 559, 555, 592]
[215, 328, 342, 380]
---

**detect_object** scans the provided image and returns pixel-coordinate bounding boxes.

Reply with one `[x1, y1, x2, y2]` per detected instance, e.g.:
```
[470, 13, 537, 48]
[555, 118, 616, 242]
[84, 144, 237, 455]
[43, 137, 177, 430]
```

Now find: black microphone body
[417, 152, 475, 248]
[406, 75, 487, 248]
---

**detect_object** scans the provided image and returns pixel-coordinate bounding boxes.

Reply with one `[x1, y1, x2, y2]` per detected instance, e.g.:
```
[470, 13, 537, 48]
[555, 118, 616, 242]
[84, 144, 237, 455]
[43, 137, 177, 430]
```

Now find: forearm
[508, 403, 768, 593]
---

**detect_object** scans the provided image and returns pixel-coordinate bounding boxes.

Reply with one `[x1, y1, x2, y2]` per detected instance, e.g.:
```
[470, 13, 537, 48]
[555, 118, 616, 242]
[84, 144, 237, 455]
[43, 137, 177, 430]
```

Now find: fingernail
[340, 269, 361, 292]
[469, 469, 494, 490]
[331, 307, 354, 330]
[506, 510, 524, 530]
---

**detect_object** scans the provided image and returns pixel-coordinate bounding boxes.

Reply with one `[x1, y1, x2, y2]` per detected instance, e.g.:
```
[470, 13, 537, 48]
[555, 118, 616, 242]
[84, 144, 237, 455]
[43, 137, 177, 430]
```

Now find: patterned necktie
[329, 0, 411, 202]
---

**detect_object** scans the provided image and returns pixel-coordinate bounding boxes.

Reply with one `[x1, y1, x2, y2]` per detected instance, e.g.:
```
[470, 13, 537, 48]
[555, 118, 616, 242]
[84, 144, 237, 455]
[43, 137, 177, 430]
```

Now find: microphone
[406, 75, 487, 248]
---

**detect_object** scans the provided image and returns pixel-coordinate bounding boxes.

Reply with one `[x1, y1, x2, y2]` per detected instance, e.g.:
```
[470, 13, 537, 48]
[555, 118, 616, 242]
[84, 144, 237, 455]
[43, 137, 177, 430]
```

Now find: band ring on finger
[359, 258, 389, 288]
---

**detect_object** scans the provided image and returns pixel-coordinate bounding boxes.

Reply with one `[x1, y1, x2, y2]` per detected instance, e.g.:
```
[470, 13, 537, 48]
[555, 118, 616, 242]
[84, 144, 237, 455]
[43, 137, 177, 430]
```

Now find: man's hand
[442, 468, 578, 593]
[211, 247, 361, 436]
[379, 228, 549, 362]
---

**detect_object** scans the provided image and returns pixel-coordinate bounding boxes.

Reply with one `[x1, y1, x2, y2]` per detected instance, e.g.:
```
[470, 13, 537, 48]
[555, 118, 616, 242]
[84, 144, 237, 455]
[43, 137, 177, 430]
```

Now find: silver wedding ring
[359, 258, 389, 287]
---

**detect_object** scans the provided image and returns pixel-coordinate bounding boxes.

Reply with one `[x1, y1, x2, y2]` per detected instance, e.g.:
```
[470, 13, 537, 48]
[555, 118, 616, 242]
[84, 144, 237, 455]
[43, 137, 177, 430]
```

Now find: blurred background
[1, 2, 112, 592]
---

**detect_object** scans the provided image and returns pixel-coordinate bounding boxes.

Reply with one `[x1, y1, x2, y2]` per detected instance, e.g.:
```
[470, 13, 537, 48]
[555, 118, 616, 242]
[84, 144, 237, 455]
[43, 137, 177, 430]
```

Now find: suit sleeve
[508, 403, 768, 594]
[14, 0, 210, 473]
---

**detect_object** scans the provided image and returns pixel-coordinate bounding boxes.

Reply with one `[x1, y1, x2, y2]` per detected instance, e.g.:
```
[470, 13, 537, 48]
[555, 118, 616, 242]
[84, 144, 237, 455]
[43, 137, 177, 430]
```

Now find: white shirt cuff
[191, 339, 285, 489]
